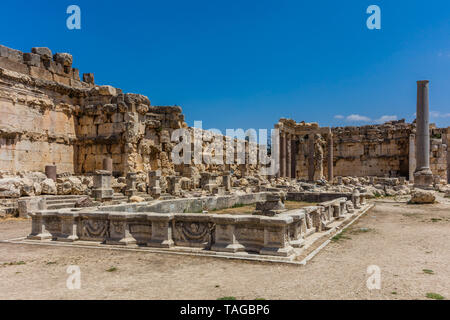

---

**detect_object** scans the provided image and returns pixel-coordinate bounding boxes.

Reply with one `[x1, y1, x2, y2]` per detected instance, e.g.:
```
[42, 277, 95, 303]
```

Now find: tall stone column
[280, 131, 286, 178]
[328, 134, 334, 182]
[291, 137, 297, 179]
[409, 134, 416, 182]
[414, 80, 433, 188]
[286, 134, 292, 179]
[308, 136, 315, 181]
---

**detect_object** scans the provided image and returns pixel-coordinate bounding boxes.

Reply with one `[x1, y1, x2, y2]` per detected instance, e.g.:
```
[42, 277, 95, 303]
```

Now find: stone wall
[277, 118, 448, 181]
[0, 44, 261, 179]
[0, 44, 89, 174]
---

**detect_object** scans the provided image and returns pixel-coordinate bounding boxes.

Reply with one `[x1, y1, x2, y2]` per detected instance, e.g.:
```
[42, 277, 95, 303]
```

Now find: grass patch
[349, 227, 373, 235]
[391, 291, 397, 295]
[426, 292, 444, 300]
[231, 203, 245, 209]
[217, 296, 236, 300]
[423, 269, 434, 275]
[106, 267, 118, 272]
[430, 218, 442, 223]
[331, 231, 351, 242]
[3, 261, 26, 266]
[46, 261, 57, 265]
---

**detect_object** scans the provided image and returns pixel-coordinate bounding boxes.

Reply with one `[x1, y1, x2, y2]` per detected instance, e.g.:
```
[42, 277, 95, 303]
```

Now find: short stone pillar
[254, 193, 286, 216]
[92, 170, 114, 201]
[103, 157, 113, 172]
[201, 172, 217, 192]
[167, 176, 181, 196]
[18, 197, 47, 218]
[222, 172, 231, 191]
[332, 203, 341, 218]
[148, 170, 161, 198]
[45, 165, 57, 182]
[337, 176, 343, 185]
[125, 172, 137, 197]
[352, 189, 361, 209]
[414, 80, 433, 188]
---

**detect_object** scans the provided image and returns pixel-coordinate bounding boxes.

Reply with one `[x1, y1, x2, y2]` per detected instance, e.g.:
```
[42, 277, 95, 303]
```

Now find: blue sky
[1, 0, 449, 131]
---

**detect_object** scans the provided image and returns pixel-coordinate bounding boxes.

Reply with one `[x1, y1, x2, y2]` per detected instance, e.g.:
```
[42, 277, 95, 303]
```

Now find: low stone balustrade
[27, 190, 371, 261]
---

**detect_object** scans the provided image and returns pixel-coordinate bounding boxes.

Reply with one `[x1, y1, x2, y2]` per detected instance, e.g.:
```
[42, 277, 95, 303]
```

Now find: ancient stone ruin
[0, 44, 449, 262]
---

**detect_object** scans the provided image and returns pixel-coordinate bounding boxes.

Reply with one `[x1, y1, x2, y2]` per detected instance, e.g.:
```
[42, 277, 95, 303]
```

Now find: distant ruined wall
[278, 118, 448, 181]
[332, 121, 412, 178]
[0, 44, 261, 178]
[0, 44, 89, 174]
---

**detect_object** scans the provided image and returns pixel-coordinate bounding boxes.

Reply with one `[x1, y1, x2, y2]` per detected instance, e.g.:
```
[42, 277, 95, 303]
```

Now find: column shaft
[286, 134, 292, 179]
[328, 135, 334, 182]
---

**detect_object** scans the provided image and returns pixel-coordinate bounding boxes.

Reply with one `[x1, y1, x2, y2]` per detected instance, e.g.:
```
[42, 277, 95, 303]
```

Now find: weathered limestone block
[53, 53, 73, 68]
[23, 52, 41, 67]
[106, 213, 137, 245]
[147, 214, 174, 248]
[167, 176, 181, 196]
[0, 178, 21, 198]
[211, 216, 245, 253]
[83, 73, 94, 84]
[92, 170, 113, 201]
[18, 197, 47, 218]
[31, 47, 52, 60]
[222, 172, 231, 191]
[410, 189, 436, 204]
[254, 192, 286, 216]
[57, 212, 79, 242]
[41, 178, 57, 195]
[148, 170, 161, 198]
[28, 212, 54, 240]
[260, 217, 294, 257]
[125, 172, 137, 197]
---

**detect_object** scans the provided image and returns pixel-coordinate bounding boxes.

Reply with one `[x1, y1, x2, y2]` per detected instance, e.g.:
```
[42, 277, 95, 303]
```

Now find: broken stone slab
[83, 73, 94, 84]
[18, 197, 47, 218]
[410, 189, 436, 204]
[31, 47, 52, 60]
[53, 52, 73, 67]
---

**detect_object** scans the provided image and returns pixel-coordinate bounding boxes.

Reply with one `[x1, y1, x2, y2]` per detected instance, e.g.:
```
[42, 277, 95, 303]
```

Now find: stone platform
[26, 191, 371, 262]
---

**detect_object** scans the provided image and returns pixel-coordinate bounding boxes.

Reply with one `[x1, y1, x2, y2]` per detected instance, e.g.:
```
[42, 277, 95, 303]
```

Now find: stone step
[46, 202, 77, 210]
[43, 195, 86, 200]
[45, 198, 80, 205]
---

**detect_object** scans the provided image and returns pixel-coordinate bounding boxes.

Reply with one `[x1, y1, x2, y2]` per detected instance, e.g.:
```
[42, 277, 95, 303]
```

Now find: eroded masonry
[1, 44, 449, 262]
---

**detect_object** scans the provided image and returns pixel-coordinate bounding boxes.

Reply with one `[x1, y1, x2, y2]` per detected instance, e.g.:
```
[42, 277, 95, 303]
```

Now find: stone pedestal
[167, 176, 181, 196]
[45, 165, 57, 181]
[148, 170, 161, 198]
[125, 172, 137, 197]
[92, 170, 114, 201]
[201, 172, 217, 192]
[222, 172, 231, 191]
[254, 193, 286, 216]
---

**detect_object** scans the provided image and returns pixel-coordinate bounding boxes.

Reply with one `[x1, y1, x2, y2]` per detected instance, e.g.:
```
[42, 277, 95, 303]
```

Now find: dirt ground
[0, 198, 449, 300]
